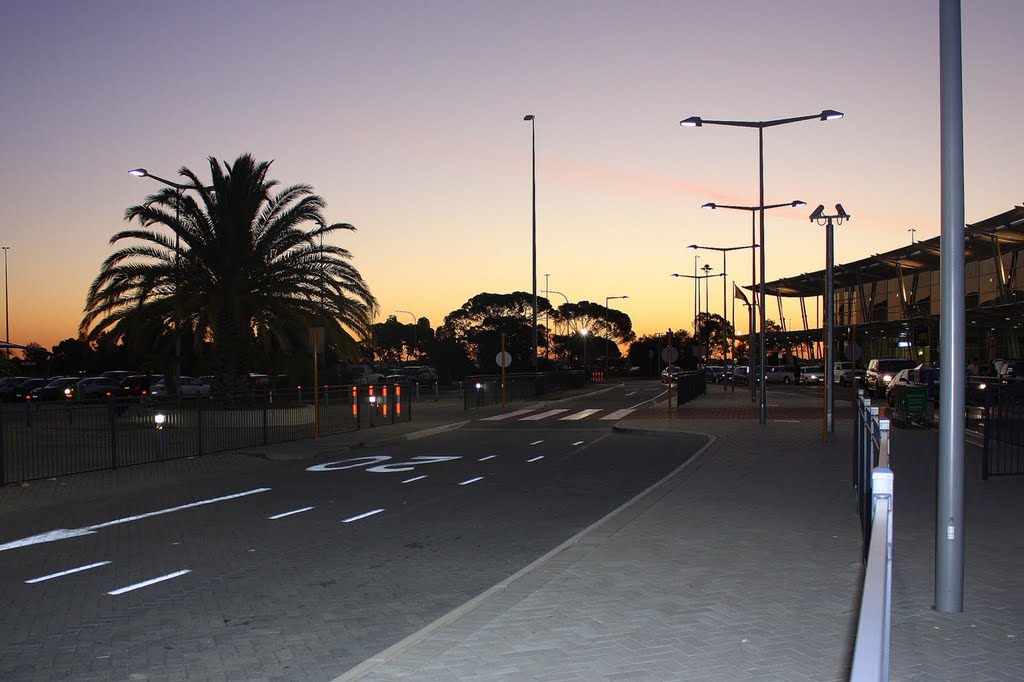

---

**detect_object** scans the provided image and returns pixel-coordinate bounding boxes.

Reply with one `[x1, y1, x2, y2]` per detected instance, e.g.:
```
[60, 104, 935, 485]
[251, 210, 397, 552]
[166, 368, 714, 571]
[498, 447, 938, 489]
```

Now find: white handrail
[850, 467, 894, 681]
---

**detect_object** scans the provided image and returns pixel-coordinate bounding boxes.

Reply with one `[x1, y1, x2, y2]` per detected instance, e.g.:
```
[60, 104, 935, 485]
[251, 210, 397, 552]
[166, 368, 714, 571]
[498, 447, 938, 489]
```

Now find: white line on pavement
[527, 456, 544, 463]
[521, 409, 569, 421]
[459, 477, 484, 486]
[571, 441, 584, 446]
[402, 475, 427, 484]
[0, 488, 272, 553]
[560, 409, 601, 421]
[342, 509, 385, 523]
[600, 408, 637, 420]
[480, 409, 536, 421]
[107, 569, 191, 596]
[25, 561, 112, 584]
[478, 455, 498, 461]
[529, 440, 544, 446]
[268, 507, 314, 520]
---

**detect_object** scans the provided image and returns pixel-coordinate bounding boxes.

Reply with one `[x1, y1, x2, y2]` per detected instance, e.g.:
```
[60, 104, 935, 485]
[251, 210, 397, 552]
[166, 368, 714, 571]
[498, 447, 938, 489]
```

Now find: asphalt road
[0, 383, 706, 681]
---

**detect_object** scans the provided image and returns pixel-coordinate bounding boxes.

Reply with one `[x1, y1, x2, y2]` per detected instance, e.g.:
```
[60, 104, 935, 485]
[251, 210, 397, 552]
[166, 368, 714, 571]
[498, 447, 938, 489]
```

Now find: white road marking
[108, 569, 191, 596]
[560, 409, 601, 420]
[773, 419, 801, 423]
[478, 455, 498, 461]
[459, 477, 484, 486]
[521, 409, 569, 421]
[529, 440, 544, 446]
[572, 441, 584, 446]
[527, 456, 544, 463]
[480, 409, 537, 421]
[0, 488, 272, 553]
[600, 408, 637, 420]
[342, 509, 385, 523]
[25, 561, 111, 584]
[268, 506, 314, 520]
[402, 475, 427, 484]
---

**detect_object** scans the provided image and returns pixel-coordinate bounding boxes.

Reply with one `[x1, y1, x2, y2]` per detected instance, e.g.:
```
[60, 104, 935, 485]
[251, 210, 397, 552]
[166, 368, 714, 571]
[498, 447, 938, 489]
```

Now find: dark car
[12, 378, 45, 401]
[661, 366, 685, 383]
[68, 376, 129, 401]
[30, 376, 80, 401]
[866, 358, 916, 397]
[0, 376, 33, 401]
[121, 374, 165, 397]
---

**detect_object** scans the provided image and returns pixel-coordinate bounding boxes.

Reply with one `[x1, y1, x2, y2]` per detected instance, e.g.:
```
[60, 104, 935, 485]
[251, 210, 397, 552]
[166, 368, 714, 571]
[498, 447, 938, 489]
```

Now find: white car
[150, 375, 211, 398]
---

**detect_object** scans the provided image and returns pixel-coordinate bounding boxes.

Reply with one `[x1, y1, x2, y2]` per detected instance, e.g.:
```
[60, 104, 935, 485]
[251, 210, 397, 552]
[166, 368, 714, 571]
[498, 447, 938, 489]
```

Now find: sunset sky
[1, 1, 1021, 352]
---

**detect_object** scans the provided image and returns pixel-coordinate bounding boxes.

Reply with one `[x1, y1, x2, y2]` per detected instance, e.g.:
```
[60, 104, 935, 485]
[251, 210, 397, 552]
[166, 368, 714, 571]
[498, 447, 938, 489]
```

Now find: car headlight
[882, 374, 893, 383]
[979, 382, 987, 390]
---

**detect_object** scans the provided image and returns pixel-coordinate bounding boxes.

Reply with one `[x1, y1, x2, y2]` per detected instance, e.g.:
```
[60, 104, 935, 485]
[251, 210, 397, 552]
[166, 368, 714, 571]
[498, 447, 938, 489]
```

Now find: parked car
[101, 370, 138, 384]
[833, 361, 864, 386]
[764, 366, 795, 384]
[13, 378, 45, 401]
[121, 374, 165, 397]
[0, 376, 33, 401]
[150, 375, 212, 398]
[703, 366, 726, 384]
[30, 376, 80, 401]
[884, 368, 916, 405]
[865, 358, 916, 397]
[68, 376, 128, 400]
[346, 364, 385, 385]
[801, 366, 826, 385]
[661, 365, 685, 383]
[731, 366, 751, 385]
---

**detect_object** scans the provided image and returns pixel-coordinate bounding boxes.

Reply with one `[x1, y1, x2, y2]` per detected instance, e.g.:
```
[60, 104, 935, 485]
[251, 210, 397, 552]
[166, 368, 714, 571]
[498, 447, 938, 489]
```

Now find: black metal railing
[981, 382, 1024, 478]
[0, 384, 412, 484]
[673, 371, 706, 405]
[463, 371, 586, 410]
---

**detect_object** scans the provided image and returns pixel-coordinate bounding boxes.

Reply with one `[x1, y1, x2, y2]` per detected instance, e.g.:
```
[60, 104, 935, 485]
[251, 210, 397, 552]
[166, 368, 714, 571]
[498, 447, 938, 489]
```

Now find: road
[0, 382, 705, 681]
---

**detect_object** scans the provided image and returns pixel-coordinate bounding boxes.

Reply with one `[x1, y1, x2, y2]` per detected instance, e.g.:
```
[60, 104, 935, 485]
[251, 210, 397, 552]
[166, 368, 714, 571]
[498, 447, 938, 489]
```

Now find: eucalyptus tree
[80, 154, 377, 393]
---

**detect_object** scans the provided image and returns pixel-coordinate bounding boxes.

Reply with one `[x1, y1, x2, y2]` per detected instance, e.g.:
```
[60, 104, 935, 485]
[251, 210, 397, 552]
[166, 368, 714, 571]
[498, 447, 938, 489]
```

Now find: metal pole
[722, 252, 728, 361]
[2, 246, 8, 360]
[530, 117, 538, 371]
[758, 127, 767, 424]
[750, 212, 756, 403]
[937, 0, 965, 613]
[824, 216, 835, 441]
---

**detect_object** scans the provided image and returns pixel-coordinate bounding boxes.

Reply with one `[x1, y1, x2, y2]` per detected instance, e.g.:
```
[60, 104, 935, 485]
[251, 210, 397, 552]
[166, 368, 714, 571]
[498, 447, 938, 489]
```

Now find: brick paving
[337, 387, 1024, 681]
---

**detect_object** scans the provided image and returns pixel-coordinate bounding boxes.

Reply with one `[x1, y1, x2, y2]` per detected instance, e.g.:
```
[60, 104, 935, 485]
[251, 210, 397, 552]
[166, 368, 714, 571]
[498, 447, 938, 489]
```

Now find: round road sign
[496, 351, 512, 368]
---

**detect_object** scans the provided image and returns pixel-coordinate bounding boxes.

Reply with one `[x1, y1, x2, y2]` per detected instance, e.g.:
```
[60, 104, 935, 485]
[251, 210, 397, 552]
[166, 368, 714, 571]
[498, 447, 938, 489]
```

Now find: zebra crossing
[480, 407, 636, 422]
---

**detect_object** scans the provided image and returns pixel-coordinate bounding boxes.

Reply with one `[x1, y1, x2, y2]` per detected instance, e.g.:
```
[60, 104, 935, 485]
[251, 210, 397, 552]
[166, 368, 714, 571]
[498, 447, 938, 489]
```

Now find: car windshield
[879, 360, 914, 372]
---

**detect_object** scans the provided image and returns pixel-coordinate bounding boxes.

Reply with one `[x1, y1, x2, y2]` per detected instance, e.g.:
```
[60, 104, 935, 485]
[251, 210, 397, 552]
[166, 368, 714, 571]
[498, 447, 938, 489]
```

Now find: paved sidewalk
[337, 387, 1024, 681]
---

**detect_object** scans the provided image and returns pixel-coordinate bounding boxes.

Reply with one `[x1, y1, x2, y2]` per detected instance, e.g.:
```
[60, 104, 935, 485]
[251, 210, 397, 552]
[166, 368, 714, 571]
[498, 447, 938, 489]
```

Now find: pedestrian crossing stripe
[480, 408, 637, 422]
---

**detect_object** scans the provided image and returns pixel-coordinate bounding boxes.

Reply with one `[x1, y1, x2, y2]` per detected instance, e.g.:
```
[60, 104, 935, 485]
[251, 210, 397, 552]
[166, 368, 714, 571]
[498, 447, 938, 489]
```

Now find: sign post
[310, 327, 325, 438]
[496, 333, 512, 408]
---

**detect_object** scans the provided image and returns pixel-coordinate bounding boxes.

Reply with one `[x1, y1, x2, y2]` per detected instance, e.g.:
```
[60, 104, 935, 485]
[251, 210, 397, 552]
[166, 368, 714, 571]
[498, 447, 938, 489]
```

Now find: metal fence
[672, 371, 706, 404]
[981, 382, 1024, 478]
[0, 384, 412, 484]
[850, 388, 894, 681]
[463, 371, 585, 410]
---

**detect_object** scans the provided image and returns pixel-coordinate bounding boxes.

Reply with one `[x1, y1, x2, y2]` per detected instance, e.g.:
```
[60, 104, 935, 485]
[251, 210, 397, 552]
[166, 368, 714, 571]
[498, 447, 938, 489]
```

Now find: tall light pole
[700, 199, 808, 412]
[580, 327, 588, 372]
[548, 289, 570, 362]
[682, 109, 843, 424]
[908, 227, 917, 244]
[396, 310, 417, 361]
[524, 114, 538, 371]
[2, 246, 9, 360]
[604, 295, 629, 375]
[809, 204, 851, 443]
[129, 167, 208, 391]
[689, 243, 757, 364]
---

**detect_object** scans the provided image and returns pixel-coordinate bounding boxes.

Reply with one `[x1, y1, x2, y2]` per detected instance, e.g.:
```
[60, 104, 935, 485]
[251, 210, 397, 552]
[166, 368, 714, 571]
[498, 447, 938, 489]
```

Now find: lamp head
[820, 109, 844, 121]
[791, 200, 806, 208]
[679, 116, 703, 127]
[128, 168, 148, 177]
[809, 205, 825, 221]
[687, 244, 698, 249]
[835, 203, 850, 219]
[523, 114, 535, 121]
[701, 202, 716, 210]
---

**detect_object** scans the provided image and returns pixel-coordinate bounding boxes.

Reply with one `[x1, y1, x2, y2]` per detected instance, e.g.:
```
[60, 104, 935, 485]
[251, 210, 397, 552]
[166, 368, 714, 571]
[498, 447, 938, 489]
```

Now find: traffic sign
[495, 351, 512, 368]
[661, 346, 679, 363]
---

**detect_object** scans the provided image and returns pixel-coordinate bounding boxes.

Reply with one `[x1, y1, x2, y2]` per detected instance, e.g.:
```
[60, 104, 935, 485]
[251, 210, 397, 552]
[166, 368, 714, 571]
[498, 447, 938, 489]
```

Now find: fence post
[262, 402, 269, 446]
[197, 400, 204, 456]
[0, 407, 6, 485]
[108, 401, 118, 470]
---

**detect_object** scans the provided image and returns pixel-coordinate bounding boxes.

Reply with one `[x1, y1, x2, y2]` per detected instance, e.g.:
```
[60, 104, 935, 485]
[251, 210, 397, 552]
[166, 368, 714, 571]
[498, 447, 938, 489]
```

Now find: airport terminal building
[757, 205, 1024, 368]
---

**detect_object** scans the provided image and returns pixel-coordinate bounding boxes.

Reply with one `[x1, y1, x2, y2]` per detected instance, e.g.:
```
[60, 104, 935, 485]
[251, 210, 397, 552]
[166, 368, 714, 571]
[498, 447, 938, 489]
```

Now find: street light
[396, 310, 417, 360]
[682, 109, 843, 424]
[604, 295, 629, 375]
[2, 246, 9, 360]
[548, 289, 570, 362]
[580, 327, 588, 373]
[688, 242, 757, 365]
[670, 272, 718, 339]
[700, 199, 808, 412]
[809, 203, 851, 443]
[524, 114, 538, 371]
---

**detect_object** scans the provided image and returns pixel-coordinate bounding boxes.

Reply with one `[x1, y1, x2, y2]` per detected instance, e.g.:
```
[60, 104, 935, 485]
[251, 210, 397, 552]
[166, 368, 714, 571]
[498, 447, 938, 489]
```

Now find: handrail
[850, 389, 894, 681]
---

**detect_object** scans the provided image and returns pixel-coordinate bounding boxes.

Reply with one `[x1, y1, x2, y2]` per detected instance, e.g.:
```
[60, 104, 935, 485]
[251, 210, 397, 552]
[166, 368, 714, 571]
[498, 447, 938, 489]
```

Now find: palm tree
[81, 154, 378, 393]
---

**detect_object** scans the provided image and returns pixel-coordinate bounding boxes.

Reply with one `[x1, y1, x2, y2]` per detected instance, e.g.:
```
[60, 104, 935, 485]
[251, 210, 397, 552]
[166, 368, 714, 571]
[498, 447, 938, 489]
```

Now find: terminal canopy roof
[754, 206, 1024, 299]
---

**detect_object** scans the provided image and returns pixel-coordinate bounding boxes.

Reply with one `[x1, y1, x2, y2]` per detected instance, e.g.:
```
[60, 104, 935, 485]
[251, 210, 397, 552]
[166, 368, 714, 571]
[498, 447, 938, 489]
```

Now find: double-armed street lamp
[688, 242, 758, 366]
[682, 109, 843, 424]
[809, 203, 851, 443]
[524, 114, 538, 371]
[670, 271, 719, 343]
[604, 295, 629, 375]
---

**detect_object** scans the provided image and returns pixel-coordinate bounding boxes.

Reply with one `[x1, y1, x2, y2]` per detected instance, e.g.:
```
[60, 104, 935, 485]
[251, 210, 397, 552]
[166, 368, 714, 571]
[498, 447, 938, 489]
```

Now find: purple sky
[1, 0, 1021, 349]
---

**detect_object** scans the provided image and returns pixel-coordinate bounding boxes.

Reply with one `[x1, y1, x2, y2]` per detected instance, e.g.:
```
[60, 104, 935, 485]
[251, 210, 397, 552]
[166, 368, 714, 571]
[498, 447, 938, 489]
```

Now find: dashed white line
[478, 455, 498, 461]
[402, 475, 427, 484]
[560, 409, 601, 420]
[25, 561, 112, 584]
[527, 456, 544, 463]
[601, 408, 637, 420]
[268, 506, 314, 520]
[480, 409, 537, 421]
[459, 477, 484, 486]
[572, 441, 584, 446]
[529, 440, 544, 446]
[107, 569, 191, 595]
[342, 509, 385, 523]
